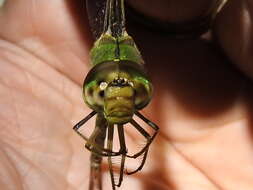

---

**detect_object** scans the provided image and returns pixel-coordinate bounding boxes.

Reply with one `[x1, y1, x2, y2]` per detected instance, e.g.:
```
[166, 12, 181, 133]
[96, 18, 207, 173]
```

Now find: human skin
[0, 0, 253, 190]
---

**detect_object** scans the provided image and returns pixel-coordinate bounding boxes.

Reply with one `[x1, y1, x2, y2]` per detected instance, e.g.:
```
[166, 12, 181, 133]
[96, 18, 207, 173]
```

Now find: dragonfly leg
[115, 124, 127, 187]
[135, 111, 160, 131]
[126, 148, 149, 175]
[73, 111, 97, 131]
[73, 111, 121, 157]
[125, 119, 151, 174]
[85, 128, 121, 157]
[126, 111, 159, 159]
[107, 124, 116, 190]
[126, 119, 154, 158]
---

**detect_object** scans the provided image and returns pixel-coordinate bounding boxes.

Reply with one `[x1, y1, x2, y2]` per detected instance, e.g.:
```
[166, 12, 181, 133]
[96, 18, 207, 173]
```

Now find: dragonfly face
[104, 79, 135, 124]
[83, 61, 153, 124]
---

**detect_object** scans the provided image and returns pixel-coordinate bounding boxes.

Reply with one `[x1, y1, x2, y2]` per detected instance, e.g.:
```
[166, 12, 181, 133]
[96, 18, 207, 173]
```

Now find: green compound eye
[83, 61, 153, 112]
[133, 76, 153, 109]
[84, 80, 107, 112]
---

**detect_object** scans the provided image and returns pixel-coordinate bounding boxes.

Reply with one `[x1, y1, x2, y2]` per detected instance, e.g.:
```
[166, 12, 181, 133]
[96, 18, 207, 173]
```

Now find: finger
[126, 0, 220, 22]
[0, 0, 91, 84]
[126, 0, 223, 37]
[213, 0, 253, 80]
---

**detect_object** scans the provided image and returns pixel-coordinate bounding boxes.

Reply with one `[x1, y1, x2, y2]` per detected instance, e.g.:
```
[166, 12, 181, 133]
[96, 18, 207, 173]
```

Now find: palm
[0, 1, 253, 190]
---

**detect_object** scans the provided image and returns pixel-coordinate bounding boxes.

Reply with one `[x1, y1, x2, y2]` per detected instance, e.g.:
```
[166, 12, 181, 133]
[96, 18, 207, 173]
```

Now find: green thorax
[90, 33, 144, 66]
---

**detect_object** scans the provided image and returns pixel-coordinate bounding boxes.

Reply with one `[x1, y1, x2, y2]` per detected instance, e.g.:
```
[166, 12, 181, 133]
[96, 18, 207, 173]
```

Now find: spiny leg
[86, 126, 120, 157]
[126, 119, 150, 175]
[127, 111, 159, 158]
[73, 111, 96, 131]
[73, 111, 109, 154]
[127, 119, 152, 158]
[73, 111, 121, 157]
[126, 112, 159, 174]
[116, 124, 127, 187]
[135, 111, 159, 131]
[107, 123, 116, 190]
[126, 147, 148, 175]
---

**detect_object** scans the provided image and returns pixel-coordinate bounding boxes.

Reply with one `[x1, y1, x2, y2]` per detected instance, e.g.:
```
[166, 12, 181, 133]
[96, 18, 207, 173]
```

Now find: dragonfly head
[83, 61, 153, 124]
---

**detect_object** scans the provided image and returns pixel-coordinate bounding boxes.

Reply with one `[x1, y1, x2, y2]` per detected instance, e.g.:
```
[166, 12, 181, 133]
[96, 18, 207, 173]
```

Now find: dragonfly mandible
[73, 0, 159, 189]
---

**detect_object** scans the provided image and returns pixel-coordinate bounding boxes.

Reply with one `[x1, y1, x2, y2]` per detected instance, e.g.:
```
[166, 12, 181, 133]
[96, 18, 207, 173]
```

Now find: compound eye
[133, 77, 153, 109]
[83, 80, 108, 111]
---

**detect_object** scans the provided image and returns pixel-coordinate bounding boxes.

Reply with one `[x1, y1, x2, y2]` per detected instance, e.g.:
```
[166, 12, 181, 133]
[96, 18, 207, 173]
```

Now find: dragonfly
[73, 0, 159, 189]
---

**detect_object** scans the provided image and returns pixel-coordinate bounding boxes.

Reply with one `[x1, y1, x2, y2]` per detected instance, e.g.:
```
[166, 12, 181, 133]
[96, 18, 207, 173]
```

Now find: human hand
[0, 0, 253, 190]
